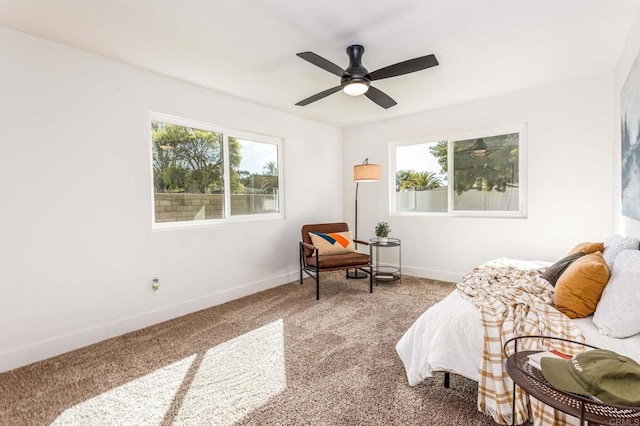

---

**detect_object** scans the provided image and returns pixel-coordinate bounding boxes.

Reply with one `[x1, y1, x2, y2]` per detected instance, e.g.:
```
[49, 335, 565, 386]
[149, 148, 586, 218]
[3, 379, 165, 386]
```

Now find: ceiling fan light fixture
[343, 80, 369, 96]
[472, 138, 488, 156]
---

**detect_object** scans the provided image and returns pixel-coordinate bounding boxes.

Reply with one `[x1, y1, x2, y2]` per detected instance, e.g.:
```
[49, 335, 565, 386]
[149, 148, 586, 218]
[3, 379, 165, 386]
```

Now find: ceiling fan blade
[365, 86, 397, 109]
[297, 52, 345, 77]
[295, 86, 343, 106]
[369, 54, 438, 81]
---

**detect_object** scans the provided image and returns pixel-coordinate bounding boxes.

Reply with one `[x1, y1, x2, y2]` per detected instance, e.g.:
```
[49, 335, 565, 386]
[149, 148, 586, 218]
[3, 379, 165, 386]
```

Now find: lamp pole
[348, 179, 368, 279]
[355, 181, 360, 245]
[348, 158, 380, 279]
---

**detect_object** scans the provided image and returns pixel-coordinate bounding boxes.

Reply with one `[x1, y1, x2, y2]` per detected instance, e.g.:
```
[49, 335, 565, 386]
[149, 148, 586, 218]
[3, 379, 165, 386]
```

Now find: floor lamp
[348, 158, 381, 279]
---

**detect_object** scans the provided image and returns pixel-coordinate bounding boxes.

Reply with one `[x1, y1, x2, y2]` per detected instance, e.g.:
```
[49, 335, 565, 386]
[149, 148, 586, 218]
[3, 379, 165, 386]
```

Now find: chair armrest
[301, 241, 316, 251]
[299, 241, 318, 271]
[353, 239, 370, 245]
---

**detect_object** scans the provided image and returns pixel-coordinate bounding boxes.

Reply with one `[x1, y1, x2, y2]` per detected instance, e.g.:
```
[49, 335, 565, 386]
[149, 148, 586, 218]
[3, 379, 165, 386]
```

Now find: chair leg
[313, 249, 320, 300]
[299, 243, 304, 285]
[444, 372, 450, 388]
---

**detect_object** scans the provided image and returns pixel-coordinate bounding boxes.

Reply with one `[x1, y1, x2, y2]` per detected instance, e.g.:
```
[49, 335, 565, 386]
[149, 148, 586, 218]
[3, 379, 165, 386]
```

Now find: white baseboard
[0, 271, 298, 373]
[401, 265, 464, 284]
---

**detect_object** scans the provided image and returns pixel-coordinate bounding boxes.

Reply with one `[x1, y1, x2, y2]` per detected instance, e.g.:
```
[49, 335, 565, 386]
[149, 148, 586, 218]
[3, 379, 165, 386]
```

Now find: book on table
[527, 349, 572, 370]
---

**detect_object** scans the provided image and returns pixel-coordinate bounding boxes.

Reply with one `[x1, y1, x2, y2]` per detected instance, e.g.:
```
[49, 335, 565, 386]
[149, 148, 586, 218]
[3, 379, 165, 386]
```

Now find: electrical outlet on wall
[151, 278, 160, 295]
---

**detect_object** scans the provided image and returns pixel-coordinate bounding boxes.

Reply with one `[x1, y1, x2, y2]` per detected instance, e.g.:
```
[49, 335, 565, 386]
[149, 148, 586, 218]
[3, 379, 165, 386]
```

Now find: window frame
[149, 112, 284, 230]
[389, 123, 527, 218]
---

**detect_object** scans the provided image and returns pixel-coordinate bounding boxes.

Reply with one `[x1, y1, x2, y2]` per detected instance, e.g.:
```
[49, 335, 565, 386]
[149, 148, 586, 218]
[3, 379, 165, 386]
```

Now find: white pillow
[602, 234, 639, 269]
[593, 249, 640, 338]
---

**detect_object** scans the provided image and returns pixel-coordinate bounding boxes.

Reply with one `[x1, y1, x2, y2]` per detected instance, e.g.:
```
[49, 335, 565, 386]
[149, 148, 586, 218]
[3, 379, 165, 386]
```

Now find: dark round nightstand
[504, 336, 640, 426]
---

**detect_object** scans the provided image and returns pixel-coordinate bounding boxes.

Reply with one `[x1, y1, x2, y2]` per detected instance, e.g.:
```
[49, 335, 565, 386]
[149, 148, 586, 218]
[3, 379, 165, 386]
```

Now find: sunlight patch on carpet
[51, 319, 286, 425]
[52, 354, 196, 425]
[173, 319, 286, 424]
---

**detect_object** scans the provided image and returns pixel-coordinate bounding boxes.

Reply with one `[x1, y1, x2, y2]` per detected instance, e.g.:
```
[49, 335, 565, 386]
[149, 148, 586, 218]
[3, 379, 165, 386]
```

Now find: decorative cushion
[602, 234, 640, 269]
[306, 251, 370, 269]
[541, 252, 585, 286]
[567, 241, 604, 256]
[554, 251, 610, 319]
[308, 231, 355, 255]
[593, 250, 640, 338]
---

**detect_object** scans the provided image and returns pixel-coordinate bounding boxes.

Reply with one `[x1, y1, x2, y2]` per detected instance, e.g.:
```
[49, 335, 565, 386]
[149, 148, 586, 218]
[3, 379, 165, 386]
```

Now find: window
[392, 125, 525, 217]
[150, 113, 283, 228]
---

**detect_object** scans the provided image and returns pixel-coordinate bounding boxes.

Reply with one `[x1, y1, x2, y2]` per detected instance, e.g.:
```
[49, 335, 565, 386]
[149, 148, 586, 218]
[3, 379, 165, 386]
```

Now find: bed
[396, 237, 640, 425]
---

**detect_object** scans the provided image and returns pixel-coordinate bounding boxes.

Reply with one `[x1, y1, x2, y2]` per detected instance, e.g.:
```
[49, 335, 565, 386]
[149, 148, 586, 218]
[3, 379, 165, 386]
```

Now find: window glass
[452, 133, 519, 212]
[152, 121, 225, 223]
[230, 138, 279, 216]
[395, 141, 447, 212]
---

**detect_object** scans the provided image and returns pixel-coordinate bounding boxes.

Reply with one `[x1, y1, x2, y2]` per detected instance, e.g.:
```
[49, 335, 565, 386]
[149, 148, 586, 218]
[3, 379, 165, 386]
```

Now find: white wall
[0, 27, 343, 372]
[343, 75, 614, 282]
[614, 6, 640, 239]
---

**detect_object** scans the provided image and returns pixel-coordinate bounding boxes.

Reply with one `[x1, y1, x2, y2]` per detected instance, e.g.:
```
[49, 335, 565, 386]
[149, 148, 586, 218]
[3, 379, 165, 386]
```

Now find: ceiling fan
[295, 44, 438, 109]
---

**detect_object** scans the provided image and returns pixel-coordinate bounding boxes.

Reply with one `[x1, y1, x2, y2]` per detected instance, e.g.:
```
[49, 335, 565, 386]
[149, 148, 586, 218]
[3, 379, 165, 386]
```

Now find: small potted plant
[375, 221, 391, 244]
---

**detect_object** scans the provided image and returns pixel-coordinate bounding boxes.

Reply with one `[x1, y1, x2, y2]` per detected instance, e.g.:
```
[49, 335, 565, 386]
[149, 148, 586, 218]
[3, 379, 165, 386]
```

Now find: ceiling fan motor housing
[342, 44, 371, 86]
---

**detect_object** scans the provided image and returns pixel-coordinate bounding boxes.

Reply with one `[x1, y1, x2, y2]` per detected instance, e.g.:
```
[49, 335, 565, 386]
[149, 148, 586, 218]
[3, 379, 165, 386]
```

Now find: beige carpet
[0, 273, 495, 425]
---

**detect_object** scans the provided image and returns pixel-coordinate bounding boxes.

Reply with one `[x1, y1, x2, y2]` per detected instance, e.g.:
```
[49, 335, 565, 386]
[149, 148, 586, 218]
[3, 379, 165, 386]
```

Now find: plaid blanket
[457, 261, 584, 426]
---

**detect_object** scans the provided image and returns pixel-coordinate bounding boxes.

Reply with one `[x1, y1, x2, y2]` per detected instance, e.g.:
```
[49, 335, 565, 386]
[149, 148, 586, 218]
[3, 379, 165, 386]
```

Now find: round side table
[369, 237, 401, 282]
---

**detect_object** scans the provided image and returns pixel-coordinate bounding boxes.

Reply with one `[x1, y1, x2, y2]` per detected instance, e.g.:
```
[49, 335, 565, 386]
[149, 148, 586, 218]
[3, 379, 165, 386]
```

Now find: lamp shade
[354, 163, 381, 182]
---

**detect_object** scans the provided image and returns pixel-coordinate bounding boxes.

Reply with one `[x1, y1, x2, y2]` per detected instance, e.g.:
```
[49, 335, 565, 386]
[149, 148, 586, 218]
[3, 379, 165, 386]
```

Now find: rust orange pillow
[554, 251, 610, 319]
[567, 241, 604, 256]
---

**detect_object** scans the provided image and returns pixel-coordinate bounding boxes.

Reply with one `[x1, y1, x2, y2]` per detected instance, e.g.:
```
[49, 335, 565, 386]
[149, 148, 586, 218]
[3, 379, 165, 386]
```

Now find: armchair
[299, 222, 373, 300]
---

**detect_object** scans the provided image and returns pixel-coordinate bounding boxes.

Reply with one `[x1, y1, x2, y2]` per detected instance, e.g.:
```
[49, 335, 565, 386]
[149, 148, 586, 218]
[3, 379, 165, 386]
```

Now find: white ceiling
[0, 0, 638, 128]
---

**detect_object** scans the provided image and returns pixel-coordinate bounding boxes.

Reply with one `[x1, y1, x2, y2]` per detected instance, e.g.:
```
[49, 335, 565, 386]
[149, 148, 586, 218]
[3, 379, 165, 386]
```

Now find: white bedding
[396, 258, 640, 387]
